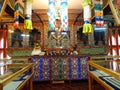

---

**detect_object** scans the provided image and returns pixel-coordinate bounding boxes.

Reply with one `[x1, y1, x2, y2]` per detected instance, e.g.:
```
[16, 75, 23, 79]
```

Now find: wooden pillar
[43, 21, 48, 48]
[116, 28, 119, 55]
[108, 28, 112, 55]
[71, 23, 75, 46]
[88, 72, 92, 90]
[3, 30, 7, 58]
[41, 23, 44, 49]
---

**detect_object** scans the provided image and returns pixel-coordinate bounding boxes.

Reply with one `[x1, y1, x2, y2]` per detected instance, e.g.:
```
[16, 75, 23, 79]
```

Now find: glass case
[0, 63, 33, 90]
[88, 60, 120, 90]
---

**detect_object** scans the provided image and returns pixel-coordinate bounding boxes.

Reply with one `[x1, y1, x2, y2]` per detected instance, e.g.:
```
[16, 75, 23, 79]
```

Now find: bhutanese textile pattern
[70, 56, 89, 80]
[51, 56, 69, 80]
[62, 57, 69, 80]
[94, 0, 104, 27]
[70, 56, 81, 80]
[80, 56, 89, 79]
[31, 57, 50, 81]
[31, 56, 89, 81]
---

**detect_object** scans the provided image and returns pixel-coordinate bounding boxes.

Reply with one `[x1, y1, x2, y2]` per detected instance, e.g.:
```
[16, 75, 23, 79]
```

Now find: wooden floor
[33, 80, 105, 90]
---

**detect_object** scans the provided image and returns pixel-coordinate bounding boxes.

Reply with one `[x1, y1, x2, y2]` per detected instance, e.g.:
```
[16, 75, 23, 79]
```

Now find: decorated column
[14, 0, 19, 29]
[60, 0, 68, 31]
[82, 0, 93, 34]
[94, 0, 104, 27]
[24, 0, 33, 30]
[48, 0, 56, 30]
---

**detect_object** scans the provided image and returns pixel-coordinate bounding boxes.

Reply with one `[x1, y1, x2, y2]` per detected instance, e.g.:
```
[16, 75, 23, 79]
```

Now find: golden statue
[31, 43, 45, 56]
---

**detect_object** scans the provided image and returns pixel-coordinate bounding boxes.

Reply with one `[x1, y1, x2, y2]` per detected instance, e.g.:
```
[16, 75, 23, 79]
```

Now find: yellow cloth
[82, 0, 93, 34]
[83, 23, 93, 34]
[27, 0, 33, 2]
[82, 0, 92, 7]
[24, 20, 33, 30]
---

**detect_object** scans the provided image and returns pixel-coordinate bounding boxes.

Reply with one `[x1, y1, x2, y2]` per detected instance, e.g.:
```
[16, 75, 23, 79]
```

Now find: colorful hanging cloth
[82, 0, 93, 34]
[24, 0, 33, 30]
[48, 0, 56, 30]
[94, 0, 104, 27]
[60, 0, 68, 31]
[14, 0, 19, 29]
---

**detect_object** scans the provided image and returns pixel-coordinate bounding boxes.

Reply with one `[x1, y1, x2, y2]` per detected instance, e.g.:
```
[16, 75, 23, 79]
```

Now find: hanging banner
[82, 0, 93, 34]
[60, 0, 68, 31]
[48, 0, 56, 30]
[24, 0, 33, 30]
[94, 0, 104, 27]
[14, 0, 19, 29]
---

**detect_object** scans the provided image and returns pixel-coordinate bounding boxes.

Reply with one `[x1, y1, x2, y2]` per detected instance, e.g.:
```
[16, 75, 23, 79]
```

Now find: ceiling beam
[0, 18, 14, 22]
[33, 9, 82, 14]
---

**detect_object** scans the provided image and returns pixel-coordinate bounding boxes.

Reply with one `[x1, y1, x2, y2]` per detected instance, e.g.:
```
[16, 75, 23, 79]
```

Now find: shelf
[88, 60, 120, 90]
[0, 63, 33, 90]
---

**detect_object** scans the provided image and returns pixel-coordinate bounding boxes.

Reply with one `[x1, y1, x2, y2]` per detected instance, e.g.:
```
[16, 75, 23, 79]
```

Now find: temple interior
[0, 0, 120, 90]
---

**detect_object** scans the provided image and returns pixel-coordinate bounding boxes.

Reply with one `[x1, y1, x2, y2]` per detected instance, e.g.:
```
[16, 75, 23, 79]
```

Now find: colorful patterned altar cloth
[30, 55, 89, 81]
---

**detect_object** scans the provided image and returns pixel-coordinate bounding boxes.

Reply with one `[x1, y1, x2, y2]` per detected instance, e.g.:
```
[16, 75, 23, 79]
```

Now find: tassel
[24, 0, 33, 30]
[24, 16, 33, 30]
[83, 24, 93, 34]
